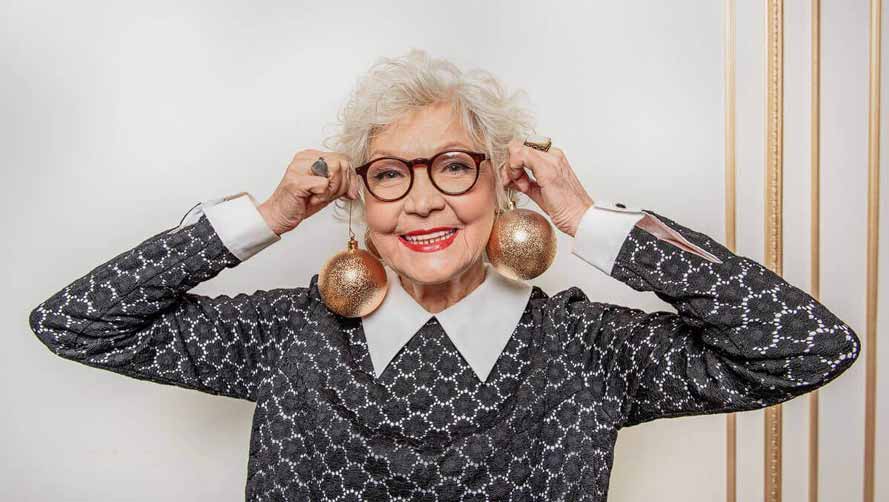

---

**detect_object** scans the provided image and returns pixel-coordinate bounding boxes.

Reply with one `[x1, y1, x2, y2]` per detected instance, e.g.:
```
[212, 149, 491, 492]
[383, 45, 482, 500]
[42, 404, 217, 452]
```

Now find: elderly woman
[30, 50, 860, 501]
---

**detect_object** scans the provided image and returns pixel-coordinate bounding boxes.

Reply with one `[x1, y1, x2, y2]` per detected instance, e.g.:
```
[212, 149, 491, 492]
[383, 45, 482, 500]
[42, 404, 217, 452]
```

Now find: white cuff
[571, 200, 724, 275]
[571, 200, 647, 275]
[170, 192, 281, 261]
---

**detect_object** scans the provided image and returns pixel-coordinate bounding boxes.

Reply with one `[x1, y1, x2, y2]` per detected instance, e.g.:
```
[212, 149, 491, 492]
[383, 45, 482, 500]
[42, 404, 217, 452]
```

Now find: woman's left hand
[500, 139, 595, 237]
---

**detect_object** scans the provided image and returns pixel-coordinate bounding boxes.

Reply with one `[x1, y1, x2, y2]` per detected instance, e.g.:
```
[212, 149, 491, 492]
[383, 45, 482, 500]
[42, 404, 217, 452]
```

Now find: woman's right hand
[258, 149, 361, 236]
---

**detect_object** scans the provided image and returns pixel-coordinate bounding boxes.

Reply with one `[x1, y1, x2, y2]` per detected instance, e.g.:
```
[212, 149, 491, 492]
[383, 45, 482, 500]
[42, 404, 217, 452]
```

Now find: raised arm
[561, 201, 861, 429]
[28, 193, 303, 402]
[29, 145, 362, 402]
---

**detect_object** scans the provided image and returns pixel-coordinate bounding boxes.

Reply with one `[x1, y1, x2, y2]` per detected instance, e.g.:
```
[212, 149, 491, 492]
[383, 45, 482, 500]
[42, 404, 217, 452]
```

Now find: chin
[394, 259, 458, 285]
[388, 247, 478, 285]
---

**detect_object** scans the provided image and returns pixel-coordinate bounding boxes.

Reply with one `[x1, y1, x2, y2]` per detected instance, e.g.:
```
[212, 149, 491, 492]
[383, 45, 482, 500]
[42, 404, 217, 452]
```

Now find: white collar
[360, 262, 534, 383]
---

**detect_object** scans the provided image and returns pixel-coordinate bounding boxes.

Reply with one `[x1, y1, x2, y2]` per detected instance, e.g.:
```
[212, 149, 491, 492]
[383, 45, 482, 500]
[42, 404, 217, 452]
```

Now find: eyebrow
[369, 141, 474, 159]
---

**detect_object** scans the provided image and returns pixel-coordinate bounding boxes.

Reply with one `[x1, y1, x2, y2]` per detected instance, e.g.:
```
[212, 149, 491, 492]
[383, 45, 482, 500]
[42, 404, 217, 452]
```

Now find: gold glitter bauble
[318, 237, 388, 318]
[486, 207, 557, 281]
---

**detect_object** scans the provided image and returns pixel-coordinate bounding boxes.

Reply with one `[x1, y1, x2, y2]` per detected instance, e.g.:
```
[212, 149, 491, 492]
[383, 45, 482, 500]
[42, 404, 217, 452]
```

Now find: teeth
[410, 230, 452, 239]
[403, 229, 456, 243]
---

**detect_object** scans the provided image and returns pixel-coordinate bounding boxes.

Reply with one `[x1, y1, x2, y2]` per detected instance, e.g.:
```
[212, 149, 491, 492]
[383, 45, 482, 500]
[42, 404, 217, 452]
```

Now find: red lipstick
[399, 227, 459, 253]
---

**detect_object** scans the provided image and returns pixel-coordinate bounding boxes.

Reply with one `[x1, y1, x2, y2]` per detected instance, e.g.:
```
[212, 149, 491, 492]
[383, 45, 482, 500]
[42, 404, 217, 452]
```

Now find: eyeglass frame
[354, 149, 489, 202]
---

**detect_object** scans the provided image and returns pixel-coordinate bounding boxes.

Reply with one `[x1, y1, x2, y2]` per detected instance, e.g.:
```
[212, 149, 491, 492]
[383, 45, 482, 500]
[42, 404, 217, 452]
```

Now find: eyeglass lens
[366, 151, 478, 200]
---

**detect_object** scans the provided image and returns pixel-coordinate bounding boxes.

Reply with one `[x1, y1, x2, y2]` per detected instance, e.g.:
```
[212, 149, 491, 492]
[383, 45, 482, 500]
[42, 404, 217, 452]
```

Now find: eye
[371, 169, 406, 181]
[443, 162, 472, 173]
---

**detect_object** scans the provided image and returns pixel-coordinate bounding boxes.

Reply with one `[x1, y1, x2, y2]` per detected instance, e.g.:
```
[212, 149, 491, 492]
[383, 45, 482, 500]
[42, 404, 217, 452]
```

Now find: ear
[364, 227, 382, 259]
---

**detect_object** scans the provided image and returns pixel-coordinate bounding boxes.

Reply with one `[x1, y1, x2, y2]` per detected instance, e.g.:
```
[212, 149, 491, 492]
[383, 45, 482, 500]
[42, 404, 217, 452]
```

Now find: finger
[524, 146, 559, 180]
[506, 139, 557, 182]
[510, 170, 532, 192]
[347, 167, 361, 200]
[500, 162, 528, 187]
[339, 166, 352, 200]
[502, 161, 526, 189]
[545, 147, 569, 177]
[349, 171, 360, 199]
[548, 146, 567, 161]
[299, 148, 323, 159]
[338, 161, 355, 200]
[505, 140, 535, 181]
[508, 177, 544, 208]
[325, 157, 343, 200]
[295, 152, 324, 180]
[291, 149, 322, 171]
[295, 174, 330, 197]
[304, 175, 333, 207]
[333, 159, 352, 200]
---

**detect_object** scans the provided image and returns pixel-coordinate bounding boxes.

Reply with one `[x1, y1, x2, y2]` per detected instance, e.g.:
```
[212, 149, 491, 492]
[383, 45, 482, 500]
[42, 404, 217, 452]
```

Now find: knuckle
[290, 162, 311, 177]
[281, 177, 301, 193]
[545, 154, 560, 168]
[328, 152, 348, 165]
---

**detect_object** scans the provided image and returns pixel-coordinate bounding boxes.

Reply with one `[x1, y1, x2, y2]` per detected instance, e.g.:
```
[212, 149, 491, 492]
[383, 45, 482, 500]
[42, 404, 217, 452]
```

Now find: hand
[499, 139, 594, 237]
[258, 149, 361, 235]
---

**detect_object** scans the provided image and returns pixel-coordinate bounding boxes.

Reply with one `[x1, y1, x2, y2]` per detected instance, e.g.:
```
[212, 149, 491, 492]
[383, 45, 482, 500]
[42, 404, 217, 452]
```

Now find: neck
[398, 259, 487, 314]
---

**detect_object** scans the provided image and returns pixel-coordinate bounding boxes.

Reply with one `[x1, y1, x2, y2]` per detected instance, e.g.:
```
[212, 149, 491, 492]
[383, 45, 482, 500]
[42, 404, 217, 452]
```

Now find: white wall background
[2, 1, 883, 501]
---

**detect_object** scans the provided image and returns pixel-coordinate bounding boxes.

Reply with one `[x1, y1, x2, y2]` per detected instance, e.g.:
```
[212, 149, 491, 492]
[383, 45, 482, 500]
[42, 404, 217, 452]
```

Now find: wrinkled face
[363, 101, 497, 285]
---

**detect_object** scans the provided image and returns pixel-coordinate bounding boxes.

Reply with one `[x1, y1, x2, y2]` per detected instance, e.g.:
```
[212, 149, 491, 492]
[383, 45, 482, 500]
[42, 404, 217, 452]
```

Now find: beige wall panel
[736, 0, 768, 499]
[782, 1, 815, 500]
[818, 1, 870, 501]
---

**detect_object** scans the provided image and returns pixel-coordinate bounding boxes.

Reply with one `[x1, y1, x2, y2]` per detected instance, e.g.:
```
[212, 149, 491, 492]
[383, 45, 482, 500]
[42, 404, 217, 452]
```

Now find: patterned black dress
[29, 209, 860, 501]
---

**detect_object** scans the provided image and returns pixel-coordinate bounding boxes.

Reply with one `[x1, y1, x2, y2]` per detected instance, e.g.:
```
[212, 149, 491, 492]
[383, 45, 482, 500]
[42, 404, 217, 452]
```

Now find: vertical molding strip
[764, 1, 784, 501]
[724, 1, 737, 501]
[864, 0, 881, 500]
[808, 1, 821, 502]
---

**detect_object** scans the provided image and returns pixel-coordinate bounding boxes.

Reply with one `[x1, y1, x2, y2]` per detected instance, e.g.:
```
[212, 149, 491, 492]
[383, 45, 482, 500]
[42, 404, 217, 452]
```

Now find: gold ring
[524, 135, 552, 152]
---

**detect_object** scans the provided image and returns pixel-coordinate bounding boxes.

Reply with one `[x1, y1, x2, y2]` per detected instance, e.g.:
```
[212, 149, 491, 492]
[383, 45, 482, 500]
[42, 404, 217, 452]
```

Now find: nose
[402, 165, 445, 216]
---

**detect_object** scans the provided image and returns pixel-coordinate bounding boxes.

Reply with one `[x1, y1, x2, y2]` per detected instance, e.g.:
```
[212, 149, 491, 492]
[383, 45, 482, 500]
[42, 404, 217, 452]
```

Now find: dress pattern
[29, 209, 861, 501]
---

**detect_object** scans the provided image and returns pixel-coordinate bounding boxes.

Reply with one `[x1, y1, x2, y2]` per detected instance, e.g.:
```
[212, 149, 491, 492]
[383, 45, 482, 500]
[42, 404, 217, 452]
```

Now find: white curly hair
[321, 48, 538, 226]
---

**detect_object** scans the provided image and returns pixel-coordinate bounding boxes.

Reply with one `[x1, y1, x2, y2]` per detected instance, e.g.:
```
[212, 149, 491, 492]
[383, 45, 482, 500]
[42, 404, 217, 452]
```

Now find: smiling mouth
[400, 228, 458, 244]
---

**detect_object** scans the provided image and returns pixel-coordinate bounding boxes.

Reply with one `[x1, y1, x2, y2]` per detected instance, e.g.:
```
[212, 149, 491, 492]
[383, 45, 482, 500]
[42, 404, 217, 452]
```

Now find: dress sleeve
[561, 201, 861, 429]
[28, 195, 308, 402]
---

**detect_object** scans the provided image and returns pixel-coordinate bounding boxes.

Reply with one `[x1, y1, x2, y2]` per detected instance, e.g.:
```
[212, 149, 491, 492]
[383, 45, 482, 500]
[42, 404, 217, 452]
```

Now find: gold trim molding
[863, 0, 881, 500]
[764, 1, 784, 501]
[723, 1, 737, 502]
[809, 1, 821, 501]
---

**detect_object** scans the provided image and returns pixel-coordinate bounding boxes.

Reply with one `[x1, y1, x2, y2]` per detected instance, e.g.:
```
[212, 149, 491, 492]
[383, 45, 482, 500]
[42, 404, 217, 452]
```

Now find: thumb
[294, 175, 333, 207]
[297, 175, 331, 197]
[507, 177, 544, 209]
